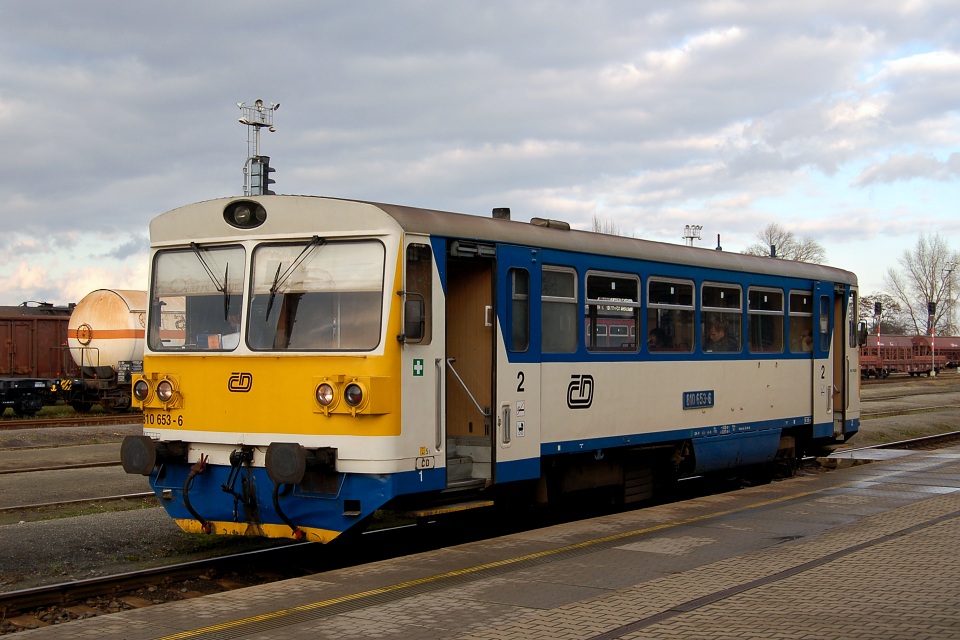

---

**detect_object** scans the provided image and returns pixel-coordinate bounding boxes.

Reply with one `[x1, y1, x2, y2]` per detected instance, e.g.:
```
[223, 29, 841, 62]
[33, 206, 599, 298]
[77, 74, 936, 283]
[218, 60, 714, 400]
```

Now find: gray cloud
[1, 1, 959, 302]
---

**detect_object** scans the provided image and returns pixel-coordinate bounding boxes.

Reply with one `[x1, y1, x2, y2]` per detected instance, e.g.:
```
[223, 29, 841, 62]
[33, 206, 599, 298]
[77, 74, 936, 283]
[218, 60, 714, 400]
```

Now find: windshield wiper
[265, 262, 283, 319]
[265, 236, 325, 319]
[223, 263, 231, 322]
[190, 243, 232, 321]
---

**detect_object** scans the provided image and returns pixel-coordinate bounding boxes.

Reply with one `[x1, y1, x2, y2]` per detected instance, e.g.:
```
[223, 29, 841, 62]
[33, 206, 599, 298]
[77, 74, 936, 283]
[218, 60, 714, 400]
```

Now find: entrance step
[403, 499, 494, 519]
[447, 455, 473, 482]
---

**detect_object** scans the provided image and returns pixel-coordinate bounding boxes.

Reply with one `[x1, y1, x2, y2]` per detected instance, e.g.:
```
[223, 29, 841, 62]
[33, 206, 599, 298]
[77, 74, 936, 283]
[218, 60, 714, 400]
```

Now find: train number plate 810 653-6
[682, 390, 715, 410]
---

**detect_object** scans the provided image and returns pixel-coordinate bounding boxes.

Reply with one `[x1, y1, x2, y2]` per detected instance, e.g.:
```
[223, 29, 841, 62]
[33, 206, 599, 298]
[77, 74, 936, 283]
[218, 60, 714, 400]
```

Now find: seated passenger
[647, 328, 669, 350]
[704, 322, 738, 352]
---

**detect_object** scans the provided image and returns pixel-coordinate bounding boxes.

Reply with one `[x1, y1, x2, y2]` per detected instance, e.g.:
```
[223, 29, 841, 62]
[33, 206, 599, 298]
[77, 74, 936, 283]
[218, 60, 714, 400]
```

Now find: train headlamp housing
[344, 383, 364, 407]
[223, 200, 267, 229]
[312, 376, 385, 417]
[133, 379, 150, 402]
[315, 383, 336, 407]
[157, 379, 175, 402]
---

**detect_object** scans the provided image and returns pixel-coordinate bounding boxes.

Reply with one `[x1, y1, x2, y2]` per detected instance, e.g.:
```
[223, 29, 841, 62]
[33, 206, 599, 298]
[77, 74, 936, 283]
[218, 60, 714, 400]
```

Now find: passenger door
[444, 244, 495, 488]
[812, 282, 835, 439]
[838, 287, 859, 438]
[494, 244, 542, 484]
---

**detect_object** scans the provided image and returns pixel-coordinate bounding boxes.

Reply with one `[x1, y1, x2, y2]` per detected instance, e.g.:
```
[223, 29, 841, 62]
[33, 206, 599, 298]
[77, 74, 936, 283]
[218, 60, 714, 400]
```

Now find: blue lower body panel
[150, 463, 447, 540]
[691, 429, 781, 474]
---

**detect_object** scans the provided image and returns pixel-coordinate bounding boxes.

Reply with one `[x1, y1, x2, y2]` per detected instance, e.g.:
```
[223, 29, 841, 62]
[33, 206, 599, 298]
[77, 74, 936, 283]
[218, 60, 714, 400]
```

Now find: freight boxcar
[859, 334, 952, 377]
[0, 303, 77, 415]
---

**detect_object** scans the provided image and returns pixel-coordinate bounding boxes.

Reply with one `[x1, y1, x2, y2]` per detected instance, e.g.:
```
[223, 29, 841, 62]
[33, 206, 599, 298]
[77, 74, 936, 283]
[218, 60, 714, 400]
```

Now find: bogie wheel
[71, 401, 94, 413]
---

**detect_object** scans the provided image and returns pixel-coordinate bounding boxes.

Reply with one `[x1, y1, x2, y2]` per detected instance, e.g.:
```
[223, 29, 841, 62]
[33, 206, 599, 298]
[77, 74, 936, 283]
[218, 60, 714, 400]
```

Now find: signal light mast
[237, 99, 279, 196]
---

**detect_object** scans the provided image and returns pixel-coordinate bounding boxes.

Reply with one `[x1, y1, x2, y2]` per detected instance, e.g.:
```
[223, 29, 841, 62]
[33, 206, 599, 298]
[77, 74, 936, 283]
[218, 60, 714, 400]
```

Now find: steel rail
[0, 460, 121, 475]
[0, 491, 156, 513]
[0, 543, 310, 617]
[0, 414, 139, 430]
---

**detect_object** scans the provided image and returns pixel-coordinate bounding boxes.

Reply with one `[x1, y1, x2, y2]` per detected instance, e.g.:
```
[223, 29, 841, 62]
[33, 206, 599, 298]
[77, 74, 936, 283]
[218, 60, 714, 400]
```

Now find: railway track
[0, 491, 155, 514]
[0, 414, 139, 431]
[0, 544, 305, 623]
[0, 514, 486, 629]
[861, 403, 960, 420]
[852, 429, 960, 452]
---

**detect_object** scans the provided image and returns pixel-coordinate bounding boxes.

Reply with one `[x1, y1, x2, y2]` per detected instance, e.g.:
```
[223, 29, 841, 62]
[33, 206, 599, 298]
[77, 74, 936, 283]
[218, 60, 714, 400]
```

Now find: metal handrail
[434, 358, 443, 450]
[446, 358, 490, 417]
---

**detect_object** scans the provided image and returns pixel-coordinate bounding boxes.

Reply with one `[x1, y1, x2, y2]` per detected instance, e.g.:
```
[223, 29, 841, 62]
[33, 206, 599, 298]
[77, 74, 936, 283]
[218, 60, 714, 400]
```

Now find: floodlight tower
[683, 225, 702, 247]
[238, 99, 280, 196]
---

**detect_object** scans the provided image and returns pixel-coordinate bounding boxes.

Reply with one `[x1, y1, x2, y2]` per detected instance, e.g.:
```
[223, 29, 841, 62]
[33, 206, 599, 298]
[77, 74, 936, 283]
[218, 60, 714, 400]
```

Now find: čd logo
[228, 372, 253, 392]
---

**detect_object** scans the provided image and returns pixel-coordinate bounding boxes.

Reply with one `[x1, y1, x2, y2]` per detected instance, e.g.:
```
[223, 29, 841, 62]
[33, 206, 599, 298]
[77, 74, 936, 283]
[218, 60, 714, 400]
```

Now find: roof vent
[530, 217, 571, 231]
[492, 207, 511, 220]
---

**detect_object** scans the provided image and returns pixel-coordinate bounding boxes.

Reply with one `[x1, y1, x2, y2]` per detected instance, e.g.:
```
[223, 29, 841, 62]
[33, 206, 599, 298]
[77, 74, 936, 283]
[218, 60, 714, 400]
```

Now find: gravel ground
[0, 373, 958, 595]
[0, 423, 283, 595]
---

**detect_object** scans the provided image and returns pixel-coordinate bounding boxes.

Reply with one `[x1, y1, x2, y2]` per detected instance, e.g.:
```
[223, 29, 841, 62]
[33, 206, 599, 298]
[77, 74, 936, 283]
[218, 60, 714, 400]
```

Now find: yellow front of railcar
[121, 195, 429, 542]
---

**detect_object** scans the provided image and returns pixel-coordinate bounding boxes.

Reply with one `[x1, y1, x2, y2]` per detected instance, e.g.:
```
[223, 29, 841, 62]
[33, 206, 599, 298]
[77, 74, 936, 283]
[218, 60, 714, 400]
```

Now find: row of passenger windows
[510, 268, 821, 355]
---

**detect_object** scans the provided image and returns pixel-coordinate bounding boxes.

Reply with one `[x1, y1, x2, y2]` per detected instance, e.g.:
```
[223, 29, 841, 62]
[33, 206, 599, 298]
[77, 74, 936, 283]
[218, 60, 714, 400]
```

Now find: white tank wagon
[61, 289, 146, 412]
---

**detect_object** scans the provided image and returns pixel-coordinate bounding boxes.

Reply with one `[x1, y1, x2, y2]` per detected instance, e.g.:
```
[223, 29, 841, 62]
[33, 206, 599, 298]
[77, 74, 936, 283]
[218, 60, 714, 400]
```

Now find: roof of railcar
[155, 195, 857, 285]
[370, 199, 857, 285]
[0, 305, 73, 318]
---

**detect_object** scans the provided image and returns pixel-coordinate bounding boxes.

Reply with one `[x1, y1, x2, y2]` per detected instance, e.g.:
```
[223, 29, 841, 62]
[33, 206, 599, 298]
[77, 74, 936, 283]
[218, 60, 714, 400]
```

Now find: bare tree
[884, 232, 960, 335]
[742, 223, 827, 264]
[858, 293, 909, 335]
[592, 214, 627, 236]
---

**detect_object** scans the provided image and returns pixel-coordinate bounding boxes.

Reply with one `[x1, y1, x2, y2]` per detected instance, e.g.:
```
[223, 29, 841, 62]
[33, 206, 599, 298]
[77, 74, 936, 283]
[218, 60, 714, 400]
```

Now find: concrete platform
[826, 446, 920, 461]
[20, 446, 960, 639]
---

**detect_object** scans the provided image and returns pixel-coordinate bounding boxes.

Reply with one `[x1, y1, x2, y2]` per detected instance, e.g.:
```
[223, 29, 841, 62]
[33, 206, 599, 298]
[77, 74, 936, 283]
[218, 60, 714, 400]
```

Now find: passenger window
[585, 272, 640, 353]
[542, 267, 578, 353]
[848, 291, 858, 348]
[748, 288, 784, 353]
[789, 291, 813, 353]
[819, 296, 831, 352]
[509, 268, 529, 352]
[403, 243, 432, 344]
[647, 278, 694, 352]
[701, 283, 742, 353]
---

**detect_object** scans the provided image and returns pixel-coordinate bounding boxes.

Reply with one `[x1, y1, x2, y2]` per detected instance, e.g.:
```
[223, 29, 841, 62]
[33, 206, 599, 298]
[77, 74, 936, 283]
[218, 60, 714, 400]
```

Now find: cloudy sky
[2, 1, 958, 306]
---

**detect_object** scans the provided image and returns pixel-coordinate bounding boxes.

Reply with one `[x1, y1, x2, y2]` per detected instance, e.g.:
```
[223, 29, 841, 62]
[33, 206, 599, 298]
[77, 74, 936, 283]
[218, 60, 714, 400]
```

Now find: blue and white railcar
[122, 196, 862, 542]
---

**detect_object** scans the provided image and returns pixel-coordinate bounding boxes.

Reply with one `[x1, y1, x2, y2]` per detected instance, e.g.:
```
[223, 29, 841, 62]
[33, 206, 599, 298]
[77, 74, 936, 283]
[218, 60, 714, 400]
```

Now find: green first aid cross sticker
[413, 359, 424, 376]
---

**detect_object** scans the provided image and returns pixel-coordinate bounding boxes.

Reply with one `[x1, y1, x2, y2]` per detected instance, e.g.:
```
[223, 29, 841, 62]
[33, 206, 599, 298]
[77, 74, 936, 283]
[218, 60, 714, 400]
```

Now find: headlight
[344, 383, 363, 407]
[133, 380, 150, 401]
[157, 380, 174, 402]
[315, 383, 335, 406]
[223, 200, 267, 229]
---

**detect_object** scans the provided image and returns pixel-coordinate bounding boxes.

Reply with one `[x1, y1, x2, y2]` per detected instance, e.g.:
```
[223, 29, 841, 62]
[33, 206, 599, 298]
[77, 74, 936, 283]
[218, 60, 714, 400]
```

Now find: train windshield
[147, 245, 245, 351]
[247, 239, 384, 351]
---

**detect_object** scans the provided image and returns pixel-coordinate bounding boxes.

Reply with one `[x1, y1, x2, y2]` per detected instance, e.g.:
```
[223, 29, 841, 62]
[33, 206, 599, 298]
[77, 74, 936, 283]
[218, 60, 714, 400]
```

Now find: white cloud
[0, 2, 958, 304]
